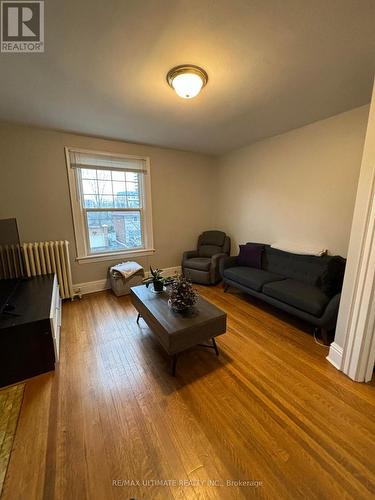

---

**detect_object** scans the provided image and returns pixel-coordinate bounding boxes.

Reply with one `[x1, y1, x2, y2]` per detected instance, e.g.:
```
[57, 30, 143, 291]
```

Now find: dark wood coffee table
[130, 285, 227, 375]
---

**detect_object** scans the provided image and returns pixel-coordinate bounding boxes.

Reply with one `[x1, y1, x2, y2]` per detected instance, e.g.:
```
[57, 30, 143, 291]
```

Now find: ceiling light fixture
[166, 65, 208, 99]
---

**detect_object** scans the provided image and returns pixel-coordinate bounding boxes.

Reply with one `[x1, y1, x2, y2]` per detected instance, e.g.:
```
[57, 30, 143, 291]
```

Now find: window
[65, 148, 154, 262]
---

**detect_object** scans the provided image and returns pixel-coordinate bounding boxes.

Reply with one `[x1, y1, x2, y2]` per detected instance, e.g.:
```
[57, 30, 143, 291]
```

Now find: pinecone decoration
[169, 274, 198, 312]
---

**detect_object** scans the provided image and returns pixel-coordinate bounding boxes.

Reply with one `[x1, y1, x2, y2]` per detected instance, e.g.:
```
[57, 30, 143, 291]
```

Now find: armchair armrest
[209, 253, 227, 282]
[219, 255, 238, 277]
[211, 252, 227, 265]
[182, 250, 198, 263]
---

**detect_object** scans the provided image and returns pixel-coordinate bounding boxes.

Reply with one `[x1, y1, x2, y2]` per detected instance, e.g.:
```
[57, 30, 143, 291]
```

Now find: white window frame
[65, 146, 154, 263]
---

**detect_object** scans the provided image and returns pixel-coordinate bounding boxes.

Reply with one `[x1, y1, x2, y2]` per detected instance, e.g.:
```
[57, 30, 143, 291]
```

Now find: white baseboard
[326, 342, 343, 370]
[74, 278, 110, 296]
[74, 266, 181, 296]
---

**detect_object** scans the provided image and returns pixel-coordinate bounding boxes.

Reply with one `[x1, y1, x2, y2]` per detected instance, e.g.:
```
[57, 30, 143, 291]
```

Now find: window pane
[84, 194, 114, 208]
[126, 181, 137, 193]
[86, 211, 143, 253]
[114, 196, 127, 208]
[97, 180, 112, 195]
[112, 181, 127, 208]
[84, 195, 97, 208]
[112, 171, 125, 181]
[97, 195, 114, 207]
[112, 181, 126, 196]
[126, 179, 140, 208]
[82, 179, 98, 195]
[125, 172, 138, 183]
[127, 197, 140, 208]
[97, 169, 111, 180]
[81, 168, 97, 179]
[79, 169, 141, 209]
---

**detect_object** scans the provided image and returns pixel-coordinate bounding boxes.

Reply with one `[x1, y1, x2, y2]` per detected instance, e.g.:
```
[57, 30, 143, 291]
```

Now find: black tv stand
[0, 274, 61, 388]
[1, 308, 20, 317]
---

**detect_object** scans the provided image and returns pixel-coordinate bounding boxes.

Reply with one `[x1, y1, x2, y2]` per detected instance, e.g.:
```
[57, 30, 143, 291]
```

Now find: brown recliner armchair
[182, 231, 231, 285]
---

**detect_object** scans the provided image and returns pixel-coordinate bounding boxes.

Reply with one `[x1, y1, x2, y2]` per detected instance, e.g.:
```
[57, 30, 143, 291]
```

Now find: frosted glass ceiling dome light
[172, 73, 203, 99]
[167, 65, 208, 99]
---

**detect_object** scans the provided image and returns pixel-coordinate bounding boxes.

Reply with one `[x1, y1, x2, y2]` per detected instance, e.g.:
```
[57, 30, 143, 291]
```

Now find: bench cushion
[223, 266, 285, 292]
[262, 279, 330, 316]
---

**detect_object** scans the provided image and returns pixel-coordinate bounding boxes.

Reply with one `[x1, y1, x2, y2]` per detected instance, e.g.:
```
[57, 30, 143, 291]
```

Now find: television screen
[0, 218, 22, 315]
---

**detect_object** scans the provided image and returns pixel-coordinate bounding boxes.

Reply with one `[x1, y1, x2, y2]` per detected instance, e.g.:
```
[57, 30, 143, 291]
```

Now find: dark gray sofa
[220, 244, 346, 343]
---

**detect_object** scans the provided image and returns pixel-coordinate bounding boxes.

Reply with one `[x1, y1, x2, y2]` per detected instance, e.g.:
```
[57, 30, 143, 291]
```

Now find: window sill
[76, 248, 155, 264]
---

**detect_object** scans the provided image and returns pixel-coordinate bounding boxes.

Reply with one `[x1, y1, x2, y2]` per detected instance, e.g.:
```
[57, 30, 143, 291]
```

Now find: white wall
[216, 106, 369, 257]
[0, 123, 215, 284]
[0, 105, 369, 287]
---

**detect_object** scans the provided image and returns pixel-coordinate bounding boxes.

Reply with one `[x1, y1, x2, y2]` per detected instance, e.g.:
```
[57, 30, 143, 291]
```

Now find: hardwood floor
[3, 285, 375, 499]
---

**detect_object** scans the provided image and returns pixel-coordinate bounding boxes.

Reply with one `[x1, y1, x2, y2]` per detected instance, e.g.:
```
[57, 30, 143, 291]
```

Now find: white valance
[68, 149, 147, 174]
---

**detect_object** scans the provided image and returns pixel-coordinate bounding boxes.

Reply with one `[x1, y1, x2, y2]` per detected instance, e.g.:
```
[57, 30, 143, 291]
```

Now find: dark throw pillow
[238, 243, 264, 269]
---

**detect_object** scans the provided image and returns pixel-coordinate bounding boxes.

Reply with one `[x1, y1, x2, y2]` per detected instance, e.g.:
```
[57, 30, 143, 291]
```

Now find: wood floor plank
[2, 285, 375, 499]
[2, 373, 53, 500]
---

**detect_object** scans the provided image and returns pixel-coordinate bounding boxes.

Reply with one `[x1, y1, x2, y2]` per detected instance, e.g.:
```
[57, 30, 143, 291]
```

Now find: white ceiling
[0, 0, 374, 155]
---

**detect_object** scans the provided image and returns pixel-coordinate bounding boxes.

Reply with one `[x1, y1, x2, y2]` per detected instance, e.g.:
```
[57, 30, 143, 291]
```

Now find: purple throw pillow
[238, 243, 264, 269]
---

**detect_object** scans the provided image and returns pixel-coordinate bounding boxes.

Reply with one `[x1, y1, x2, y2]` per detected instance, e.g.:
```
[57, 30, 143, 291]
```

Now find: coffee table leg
[136, 313, 141, 324]
[171, 354, 178, 376]
[212, 337, 219, 356]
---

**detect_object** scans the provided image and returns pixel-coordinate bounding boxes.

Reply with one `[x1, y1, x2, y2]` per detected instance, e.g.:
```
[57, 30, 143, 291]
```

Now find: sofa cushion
[262, 246, 345, 295]
[238, 243, 264, 268]
[262, 279, 330, 316]
[184, 257, 211, 272]
[223, 266, 285, 292]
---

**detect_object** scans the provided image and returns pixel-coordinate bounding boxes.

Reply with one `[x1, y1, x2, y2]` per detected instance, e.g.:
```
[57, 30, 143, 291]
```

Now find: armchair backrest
[198, 231, 231, 258]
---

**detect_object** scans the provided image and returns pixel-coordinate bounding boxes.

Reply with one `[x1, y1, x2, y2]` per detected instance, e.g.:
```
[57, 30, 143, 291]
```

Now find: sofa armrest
[182, 250, 198, 263]
[320, 293, 341, 331]
[220, 255, 238, 277]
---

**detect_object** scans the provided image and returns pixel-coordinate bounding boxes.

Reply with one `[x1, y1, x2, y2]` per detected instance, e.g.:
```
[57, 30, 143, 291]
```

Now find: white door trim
[327, 79, 375, 383]
[341, 166, 375, 381]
